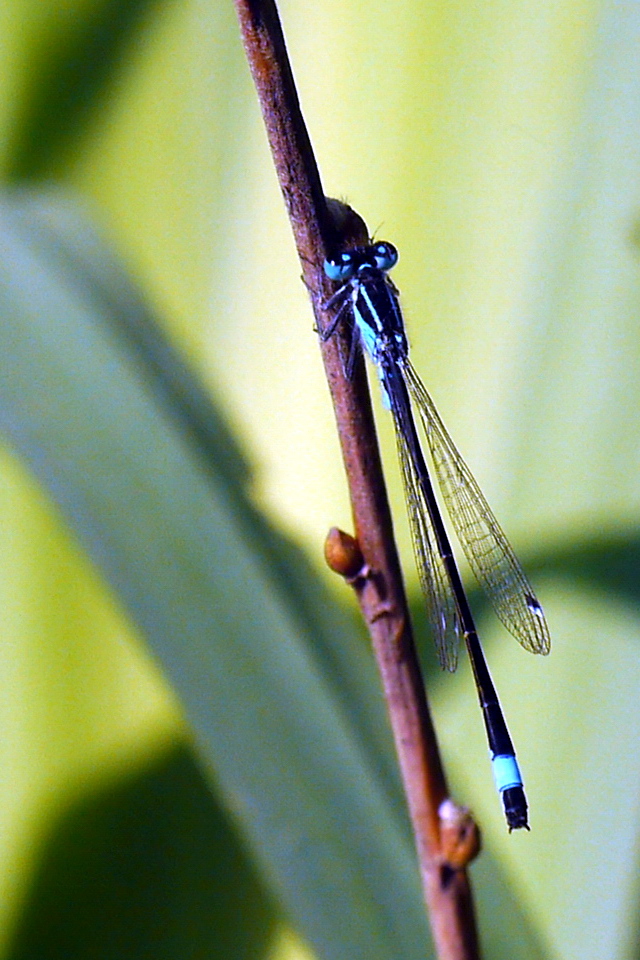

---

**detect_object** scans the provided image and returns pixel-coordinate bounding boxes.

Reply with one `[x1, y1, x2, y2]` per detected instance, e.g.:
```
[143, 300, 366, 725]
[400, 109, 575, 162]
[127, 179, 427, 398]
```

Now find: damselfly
[321, 240, 550, 831]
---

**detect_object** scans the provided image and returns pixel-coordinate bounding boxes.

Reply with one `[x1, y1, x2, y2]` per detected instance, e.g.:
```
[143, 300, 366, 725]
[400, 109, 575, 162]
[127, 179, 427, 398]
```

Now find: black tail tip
[503, 786, 530, 831]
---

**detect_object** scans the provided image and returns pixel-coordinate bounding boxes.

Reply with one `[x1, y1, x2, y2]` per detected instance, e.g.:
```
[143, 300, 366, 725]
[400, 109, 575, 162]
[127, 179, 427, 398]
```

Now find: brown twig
[233, 2, 481, 957]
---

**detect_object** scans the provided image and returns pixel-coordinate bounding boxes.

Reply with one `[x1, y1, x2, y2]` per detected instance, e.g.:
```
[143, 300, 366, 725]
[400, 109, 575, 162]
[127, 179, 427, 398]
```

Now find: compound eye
[372, 242, 398, 272]
[323, 251, 356, 282]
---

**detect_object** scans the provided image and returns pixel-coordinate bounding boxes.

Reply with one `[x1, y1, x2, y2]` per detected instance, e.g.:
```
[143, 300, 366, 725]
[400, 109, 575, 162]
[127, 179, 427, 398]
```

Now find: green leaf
[6, 0, 169, 181]
[0, 191, 430, 960]
[6, 744, 276, 960]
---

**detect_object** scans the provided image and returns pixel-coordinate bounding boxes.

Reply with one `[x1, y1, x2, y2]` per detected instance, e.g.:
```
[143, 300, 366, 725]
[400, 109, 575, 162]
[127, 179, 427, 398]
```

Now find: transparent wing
[392, 406, 463, 671]
[404, 361, 550, 656]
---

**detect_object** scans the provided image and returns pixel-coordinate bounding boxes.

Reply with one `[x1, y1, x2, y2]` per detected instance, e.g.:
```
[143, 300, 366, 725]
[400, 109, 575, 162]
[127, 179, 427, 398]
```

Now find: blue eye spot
[372, 242, 398, 272]
[324, 253, 355, 281]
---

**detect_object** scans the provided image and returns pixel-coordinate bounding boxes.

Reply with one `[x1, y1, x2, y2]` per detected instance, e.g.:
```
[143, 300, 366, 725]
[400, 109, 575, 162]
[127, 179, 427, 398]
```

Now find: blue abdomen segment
[491, 753, 523, 793]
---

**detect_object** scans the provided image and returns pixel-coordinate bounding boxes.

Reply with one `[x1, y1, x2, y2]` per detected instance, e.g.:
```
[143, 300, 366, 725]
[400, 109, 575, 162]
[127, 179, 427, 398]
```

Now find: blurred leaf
[6, 743, 274, 960]
[7, 0, 171, 182]
[9, 189, 405, 809]
[0, 190, 431, 960]
[539, 532, 640, 610]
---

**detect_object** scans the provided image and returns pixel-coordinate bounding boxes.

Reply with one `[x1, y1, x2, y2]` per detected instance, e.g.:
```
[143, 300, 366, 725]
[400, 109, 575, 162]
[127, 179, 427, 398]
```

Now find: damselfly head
[371, 241, 398, 272]
[323, 250, 357, 282]
[323, 241, 399, 282]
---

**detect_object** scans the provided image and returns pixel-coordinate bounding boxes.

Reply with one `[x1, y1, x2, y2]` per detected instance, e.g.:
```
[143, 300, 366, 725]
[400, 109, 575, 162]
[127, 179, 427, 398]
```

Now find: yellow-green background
[0, 0, 638, 958]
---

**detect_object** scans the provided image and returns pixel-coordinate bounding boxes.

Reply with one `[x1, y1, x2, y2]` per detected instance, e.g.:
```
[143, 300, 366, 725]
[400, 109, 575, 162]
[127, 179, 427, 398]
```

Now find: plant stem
[233, 2, 481, 957]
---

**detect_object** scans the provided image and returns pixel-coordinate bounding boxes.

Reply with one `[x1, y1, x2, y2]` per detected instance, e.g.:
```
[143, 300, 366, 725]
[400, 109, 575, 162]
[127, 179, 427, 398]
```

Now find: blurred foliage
[6, 0, 171, 182]
[6, 743, 275, 960]
[0, 1, 639, 960]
